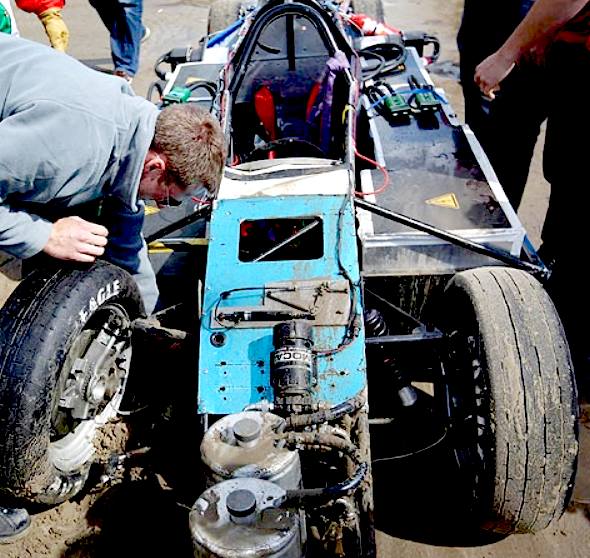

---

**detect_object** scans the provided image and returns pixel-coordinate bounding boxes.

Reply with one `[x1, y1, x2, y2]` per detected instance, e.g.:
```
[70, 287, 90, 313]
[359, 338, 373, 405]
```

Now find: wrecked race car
[0, 1, 578, 556]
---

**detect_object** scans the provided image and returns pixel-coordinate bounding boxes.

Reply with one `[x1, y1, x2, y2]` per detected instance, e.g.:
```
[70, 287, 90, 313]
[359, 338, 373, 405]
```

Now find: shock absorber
[271, 321, 315, 415]
[364, 309, 417, 407]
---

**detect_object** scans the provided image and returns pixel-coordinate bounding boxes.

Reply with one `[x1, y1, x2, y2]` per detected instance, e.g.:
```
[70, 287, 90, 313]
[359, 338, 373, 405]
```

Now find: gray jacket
[0, 34, 159, 312]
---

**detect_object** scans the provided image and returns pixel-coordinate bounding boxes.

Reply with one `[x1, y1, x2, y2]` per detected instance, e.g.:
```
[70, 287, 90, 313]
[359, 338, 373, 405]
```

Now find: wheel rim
[49, 304, 132, 473]
[443, 308, 491, 502]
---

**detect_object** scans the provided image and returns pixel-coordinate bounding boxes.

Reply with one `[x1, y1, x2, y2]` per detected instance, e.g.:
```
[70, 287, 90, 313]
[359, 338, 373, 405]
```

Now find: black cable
[371, 428, 447, 463]
[282, 462, 368, 506]
[212, 285, 325, 330]
[185, 81, 218, 111]
[153, 46, 196, 81]
[276, 431, 368, 507]
[146, 80, 166, 103]
[401, 31, 441, 64]
[358, 50, 386, 82]
[423, 34, 441, 63]
[365, 81, 396, 118]
[187, 80, 218, 97]
[153, 52, 169, 80]
[358, 41, 407, 82]
[284, 393, 365, 429]
[316, 192, 359, 357]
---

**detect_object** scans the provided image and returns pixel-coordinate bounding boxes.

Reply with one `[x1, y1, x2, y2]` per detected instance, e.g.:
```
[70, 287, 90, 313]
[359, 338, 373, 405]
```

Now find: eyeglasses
[164, 185, 183, 207]
[189, 183, 213, 203]
[161, 183, 211, 208]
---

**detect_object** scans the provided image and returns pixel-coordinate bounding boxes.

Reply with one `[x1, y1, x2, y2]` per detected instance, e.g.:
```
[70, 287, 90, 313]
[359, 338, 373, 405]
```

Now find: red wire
[354, 145, 390, 197]
[191, 196, 212, 205]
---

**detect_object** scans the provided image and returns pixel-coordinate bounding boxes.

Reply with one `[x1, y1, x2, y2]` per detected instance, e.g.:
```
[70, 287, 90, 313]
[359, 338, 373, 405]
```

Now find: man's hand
[474, 50, 516, 99]
[43, 216, 109, 262]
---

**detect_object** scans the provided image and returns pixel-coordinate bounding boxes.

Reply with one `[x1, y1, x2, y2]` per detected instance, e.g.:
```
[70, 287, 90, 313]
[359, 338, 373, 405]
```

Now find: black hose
[153, 52, 169, 80]
[358, 40, 407, 81]
[274, 431, 367, 507]
[359, 50, 386, 82]
[146, 80, 166, 103]
[281, 462, 368, 507]
[284, 393, 365, 429]
[187, 81, 218, 97]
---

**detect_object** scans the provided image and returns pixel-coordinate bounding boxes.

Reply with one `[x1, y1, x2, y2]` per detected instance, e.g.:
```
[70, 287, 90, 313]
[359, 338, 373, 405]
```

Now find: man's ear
[144, 149, 168, 172]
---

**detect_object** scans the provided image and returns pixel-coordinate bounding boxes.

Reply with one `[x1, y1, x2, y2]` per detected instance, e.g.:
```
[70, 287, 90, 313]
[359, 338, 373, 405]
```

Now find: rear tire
[438, 267, 578, 534]
[208, 0, 243, 35]
[0, 261, 143, 505]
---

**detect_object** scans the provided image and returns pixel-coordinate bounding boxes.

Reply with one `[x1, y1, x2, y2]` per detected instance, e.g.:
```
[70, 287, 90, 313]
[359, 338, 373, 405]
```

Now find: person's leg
[542, 43, 589, 262]
[542, 42, 590, 393]
[89, 0, 143, 77]
[462, 61, 546, 209]
[110, 0, 143, 77]
[88, 0, 115, 31]
[481, 62, 546, 209]
[460, 62, 491, 143]
[458, 1, 545, 210]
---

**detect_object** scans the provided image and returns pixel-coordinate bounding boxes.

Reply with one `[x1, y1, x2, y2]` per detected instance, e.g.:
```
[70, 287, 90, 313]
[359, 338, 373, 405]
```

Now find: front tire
[0, 261, 143, 505]
[438, 267, 578, 534]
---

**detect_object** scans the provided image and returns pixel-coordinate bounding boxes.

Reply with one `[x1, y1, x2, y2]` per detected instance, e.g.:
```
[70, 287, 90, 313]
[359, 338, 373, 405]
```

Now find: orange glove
[38, 7, 69, 51]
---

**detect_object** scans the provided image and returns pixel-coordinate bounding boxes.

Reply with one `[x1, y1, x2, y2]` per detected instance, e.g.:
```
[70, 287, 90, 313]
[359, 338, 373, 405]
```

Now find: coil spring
[363, 308, 388, 338]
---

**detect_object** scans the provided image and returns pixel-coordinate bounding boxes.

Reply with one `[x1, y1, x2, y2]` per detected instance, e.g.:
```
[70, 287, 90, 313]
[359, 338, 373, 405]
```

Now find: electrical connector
[408, 75, 440, 112]
[413, 89, 439, 111]
[162, 86, 192, 106]
[366, 81, 411, 121]
[382, 91, 411, 117]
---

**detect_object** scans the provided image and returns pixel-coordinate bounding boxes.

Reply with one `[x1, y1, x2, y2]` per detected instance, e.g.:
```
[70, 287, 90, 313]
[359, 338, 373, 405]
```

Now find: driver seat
[253, 50, 349, 160]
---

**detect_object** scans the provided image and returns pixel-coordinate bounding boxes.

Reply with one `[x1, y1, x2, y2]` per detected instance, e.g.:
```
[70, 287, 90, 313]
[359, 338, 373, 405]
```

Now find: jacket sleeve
[0, 203, 53, 259]
[99, 197, 159, 314]
[0, 102, 67, 258]
[0, 98, 104, 259]
[133, 239, 159, 315]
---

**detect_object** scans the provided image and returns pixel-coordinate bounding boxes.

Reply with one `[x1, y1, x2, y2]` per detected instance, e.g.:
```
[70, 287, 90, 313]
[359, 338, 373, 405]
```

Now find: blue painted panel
[198, 195, 366, 414]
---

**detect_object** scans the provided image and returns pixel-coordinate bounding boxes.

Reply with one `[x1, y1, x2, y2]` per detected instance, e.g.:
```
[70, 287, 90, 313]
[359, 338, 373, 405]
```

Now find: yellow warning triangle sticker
[425, 192, 460, 209]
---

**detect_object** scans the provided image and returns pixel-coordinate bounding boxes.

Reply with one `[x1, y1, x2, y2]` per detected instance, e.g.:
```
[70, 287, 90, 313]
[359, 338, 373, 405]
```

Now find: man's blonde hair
[153, 104, 226, 194]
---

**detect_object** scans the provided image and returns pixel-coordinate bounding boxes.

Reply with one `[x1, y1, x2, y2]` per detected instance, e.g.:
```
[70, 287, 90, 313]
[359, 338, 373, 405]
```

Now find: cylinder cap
[226, 489, 257, 518]
[233, 418, 262, 444]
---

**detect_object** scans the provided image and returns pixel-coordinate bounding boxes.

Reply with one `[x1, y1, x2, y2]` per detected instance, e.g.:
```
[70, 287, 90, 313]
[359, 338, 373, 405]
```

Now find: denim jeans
[89, 0, 143, 76]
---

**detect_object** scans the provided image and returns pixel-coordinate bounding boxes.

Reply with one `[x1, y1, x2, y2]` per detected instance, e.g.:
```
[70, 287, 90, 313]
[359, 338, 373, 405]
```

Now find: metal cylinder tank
[190, 478, 302, 558]
[201, 412, 301, 489]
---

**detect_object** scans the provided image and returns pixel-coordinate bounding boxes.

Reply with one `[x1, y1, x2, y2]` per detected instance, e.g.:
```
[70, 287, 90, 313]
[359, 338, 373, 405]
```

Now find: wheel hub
[59, 308, 130, 421]
[50, 305, 132, 473]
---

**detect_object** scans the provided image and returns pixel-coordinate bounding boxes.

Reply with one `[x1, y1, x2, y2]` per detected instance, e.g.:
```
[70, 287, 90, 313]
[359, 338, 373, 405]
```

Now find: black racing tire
[438, 267, 578, 534]
[0, 261, 144, 506]
[352, 0, 385, 22]
[208, 0, 243, 35]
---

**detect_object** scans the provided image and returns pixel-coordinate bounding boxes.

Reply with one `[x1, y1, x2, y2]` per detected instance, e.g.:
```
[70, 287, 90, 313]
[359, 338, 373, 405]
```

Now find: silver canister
[200, 412, 301, 489]
[190, 478, 302, 558]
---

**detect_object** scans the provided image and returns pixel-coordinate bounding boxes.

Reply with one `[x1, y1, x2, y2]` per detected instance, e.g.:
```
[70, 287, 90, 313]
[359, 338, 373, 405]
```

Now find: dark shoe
[0, 507, 31, 544]
[114, 69, 133, 85]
